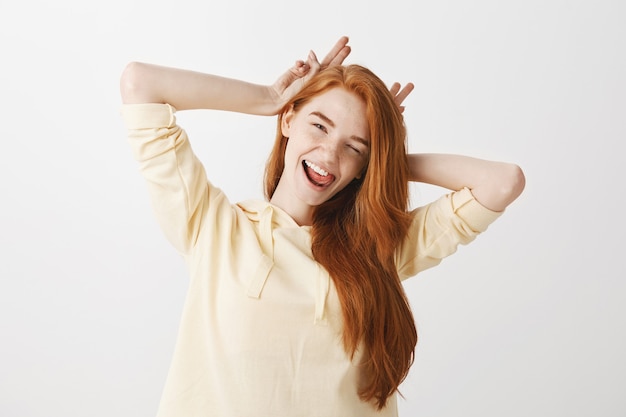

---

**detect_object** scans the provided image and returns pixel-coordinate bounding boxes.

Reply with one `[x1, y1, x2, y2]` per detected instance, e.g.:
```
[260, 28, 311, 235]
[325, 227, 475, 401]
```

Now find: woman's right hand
[121, 37, 351, 114]
[268, 36, 351, 113]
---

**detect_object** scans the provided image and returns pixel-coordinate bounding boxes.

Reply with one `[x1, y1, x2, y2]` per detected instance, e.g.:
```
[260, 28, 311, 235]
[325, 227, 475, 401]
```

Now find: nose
[319, 137, 340, 164]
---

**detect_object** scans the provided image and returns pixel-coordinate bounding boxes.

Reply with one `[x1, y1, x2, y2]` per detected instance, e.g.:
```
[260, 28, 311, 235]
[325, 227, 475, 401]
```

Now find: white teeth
[304, 160, 328, 176]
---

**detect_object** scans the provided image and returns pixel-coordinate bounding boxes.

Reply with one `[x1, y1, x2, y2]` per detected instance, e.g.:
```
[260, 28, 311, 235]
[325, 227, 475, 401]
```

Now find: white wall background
[1, 0, 624, 416]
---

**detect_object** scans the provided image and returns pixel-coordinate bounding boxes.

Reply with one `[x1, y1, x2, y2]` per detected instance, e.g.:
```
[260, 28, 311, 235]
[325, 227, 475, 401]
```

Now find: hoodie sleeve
[395, 187, 502, 280]
[121, 103, 214, 256]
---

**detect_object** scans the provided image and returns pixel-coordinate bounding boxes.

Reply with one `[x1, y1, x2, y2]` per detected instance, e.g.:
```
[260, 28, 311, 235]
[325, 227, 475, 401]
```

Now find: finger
[274, 60, 309, 92]
[394, 83, 415, 106]
[325, 45, 351, 68]
[284, 60, 308, 84]
[306, 50, 321, 75]
[389, 82, 401, 97]
[293, 60, 308, 75]
[320, 36, 351, 68]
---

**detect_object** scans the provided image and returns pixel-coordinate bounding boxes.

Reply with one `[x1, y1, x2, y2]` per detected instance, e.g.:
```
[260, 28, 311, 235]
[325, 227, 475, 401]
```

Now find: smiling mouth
[303, 160, 335, 187]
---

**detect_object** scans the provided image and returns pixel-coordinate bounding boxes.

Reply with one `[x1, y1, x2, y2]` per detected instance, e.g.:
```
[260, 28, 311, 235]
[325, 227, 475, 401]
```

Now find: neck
[269, 191, 314, 227]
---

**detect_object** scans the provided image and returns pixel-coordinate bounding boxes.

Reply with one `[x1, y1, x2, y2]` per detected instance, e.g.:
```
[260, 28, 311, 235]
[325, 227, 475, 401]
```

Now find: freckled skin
[270, 87, 370, 225]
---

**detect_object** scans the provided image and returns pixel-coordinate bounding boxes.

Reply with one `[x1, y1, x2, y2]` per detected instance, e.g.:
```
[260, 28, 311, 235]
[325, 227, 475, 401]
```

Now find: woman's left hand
[389, 82, 414, 114]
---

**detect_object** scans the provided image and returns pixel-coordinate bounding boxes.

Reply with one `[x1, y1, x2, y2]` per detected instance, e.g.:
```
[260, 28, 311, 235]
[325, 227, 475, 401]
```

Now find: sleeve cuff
[120, 103, 177, 130]
[451, 187, 503, 232]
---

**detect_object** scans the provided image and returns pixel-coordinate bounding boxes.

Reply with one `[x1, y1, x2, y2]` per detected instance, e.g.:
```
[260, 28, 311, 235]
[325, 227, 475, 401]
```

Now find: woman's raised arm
[408, 153, 525, 212]
[119, 36, 352, 115]
[387, 83, 525, 212]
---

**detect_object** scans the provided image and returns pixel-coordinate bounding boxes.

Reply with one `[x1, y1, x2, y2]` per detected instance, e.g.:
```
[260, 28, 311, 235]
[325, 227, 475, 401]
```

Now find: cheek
[356, 157, 370, 180]
[283, 140, 302, 169]
[340, 158, 366, 182]
[355, 156, 368, 175]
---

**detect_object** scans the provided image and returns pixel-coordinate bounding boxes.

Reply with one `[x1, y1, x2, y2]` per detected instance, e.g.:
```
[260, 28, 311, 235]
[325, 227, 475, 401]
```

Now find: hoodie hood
[235, 199, 330, 325]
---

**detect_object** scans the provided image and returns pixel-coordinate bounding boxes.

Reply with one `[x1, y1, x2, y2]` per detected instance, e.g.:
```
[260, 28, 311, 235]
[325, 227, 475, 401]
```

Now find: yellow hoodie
[121, 103, 501, 417]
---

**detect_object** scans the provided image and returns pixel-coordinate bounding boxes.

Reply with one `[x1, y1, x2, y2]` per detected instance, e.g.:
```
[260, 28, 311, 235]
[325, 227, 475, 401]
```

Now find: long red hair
[264, 65, 416, 409]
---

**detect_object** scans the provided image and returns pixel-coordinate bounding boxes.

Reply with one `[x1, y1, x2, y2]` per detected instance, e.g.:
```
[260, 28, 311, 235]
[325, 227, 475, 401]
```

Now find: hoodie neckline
[237, 199, 312, 231]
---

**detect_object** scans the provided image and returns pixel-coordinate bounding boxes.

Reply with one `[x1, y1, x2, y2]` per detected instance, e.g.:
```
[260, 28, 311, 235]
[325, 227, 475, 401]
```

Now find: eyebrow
[309, 111, 370, 146]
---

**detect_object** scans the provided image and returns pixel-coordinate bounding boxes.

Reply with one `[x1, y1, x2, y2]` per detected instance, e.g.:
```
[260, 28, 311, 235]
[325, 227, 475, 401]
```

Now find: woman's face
[271, 87, 370, 222]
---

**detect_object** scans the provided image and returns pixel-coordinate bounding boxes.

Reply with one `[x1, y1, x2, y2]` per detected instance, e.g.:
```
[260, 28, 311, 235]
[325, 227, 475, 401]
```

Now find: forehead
[299, 88, 369, 135]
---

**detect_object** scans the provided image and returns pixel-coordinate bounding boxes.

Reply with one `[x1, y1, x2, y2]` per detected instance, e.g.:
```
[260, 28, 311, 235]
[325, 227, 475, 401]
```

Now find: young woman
[120, 37, 525, 416]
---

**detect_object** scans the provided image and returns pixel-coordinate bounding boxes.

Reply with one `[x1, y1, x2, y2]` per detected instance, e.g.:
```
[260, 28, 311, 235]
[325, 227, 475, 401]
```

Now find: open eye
[313, 123, 327, 133]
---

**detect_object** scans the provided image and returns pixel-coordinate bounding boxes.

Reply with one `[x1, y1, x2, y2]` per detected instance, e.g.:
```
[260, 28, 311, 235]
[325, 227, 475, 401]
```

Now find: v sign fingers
[390, 82, 414, 113]
[320, 36, 351, 69]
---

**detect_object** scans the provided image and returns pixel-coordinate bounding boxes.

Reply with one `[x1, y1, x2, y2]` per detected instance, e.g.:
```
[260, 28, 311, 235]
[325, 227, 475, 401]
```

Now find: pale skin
[120, 37, 525, 224]
[273, 87, 371, 224]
